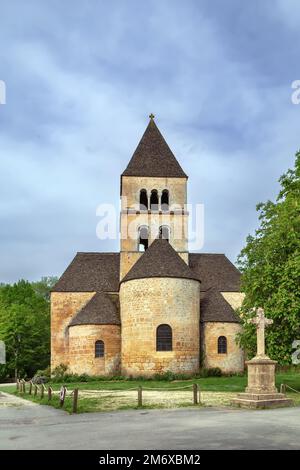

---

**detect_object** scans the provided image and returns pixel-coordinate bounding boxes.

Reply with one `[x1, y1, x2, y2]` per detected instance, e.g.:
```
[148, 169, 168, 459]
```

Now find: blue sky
[0, 0, 300, 283]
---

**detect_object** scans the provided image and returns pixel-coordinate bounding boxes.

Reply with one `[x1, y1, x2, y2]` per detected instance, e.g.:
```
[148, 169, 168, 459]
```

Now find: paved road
[0, 391, 299, 450]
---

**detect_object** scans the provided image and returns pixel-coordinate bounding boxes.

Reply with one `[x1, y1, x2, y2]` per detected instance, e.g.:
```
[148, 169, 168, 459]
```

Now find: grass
[1, 371, 299, 413]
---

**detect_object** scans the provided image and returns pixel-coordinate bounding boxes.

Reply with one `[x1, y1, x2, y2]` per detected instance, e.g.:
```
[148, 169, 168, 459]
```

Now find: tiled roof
[122, 119, 187, 178]
[189, 253, 241, 292]
[200, 288, 241, 323]
[52, 253, 120, 292]
[121, 239, 200, 283]
[53, 249, 241, 324]
[69, 292, 120, 326]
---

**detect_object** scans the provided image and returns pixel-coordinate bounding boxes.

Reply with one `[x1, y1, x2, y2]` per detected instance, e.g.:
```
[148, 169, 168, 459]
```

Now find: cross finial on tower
[149, 113, 155, 120]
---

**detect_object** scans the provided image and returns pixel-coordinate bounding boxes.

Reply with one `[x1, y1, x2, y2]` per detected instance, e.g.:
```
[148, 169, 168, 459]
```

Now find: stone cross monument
[249, 307, 273, 358]
[232, 307, 292, 409]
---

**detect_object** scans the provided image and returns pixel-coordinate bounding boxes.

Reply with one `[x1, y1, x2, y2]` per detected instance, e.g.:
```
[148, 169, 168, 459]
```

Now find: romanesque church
[51, 116, 244, 376]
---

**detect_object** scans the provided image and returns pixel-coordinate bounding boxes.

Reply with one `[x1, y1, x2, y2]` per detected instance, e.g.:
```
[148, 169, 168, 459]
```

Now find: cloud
[0, 0, 300, 282]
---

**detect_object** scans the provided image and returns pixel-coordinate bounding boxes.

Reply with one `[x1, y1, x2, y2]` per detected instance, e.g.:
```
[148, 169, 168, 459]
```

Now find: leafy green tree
[0, 280, 50, 380]
[31, 276, 58, 301]
[237, 151, 300, 363]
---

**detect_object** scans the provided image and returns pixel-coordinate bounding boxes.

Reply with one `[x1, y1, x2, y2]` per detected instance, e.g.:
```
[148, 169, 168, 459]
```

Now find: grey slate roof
[200, 288, 241, 323]
[52, 253, 120, 292]
[121, 239, 200, 283]
[122, 119, 187, 178]
[53, 249, 241, 324]
[189, 253, 241, 292]
[69, 292, 120, 326]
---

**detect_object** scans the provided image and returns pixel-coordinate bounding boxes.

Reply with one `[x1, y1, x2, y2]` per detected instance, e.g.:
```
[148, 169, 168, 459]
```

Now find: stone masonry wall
[51, 292, 94, 371]
[120, 277, 200, 377]
[121, 176, 187, 209]
[120, 212, 189, 253]
[120, 176, 188, 253]
[68, 324, 121, 375]
[203, 322, 244, 373]
[221, 292, 245, 310]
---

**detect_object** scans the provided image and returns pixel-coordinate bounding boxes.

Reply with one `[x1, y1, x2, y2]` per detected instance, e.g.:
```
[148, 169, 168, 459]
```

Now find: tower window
[150, 190, 159, 210]
[139, 189, 148, 210]
[218, 336, 227, 354]
[138, 225, 149, 251]
[159, 225, 170, 242]
[95, 340, 104, 358]
[156, 324, 172, 351]
[161, 189, 169, 211]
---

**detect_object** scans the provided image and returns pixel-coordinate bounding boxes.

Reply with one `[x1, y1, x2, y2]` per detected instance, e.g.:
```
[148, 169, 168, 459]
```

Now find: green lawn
[1, 372, 299, 413]
[8, 371, 300, 392]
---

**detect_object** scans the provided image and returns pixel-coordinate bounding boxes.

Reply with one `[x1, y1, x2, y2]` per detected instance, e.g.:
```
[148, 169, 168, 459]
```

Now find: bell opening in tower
[138, 225, 149, 251]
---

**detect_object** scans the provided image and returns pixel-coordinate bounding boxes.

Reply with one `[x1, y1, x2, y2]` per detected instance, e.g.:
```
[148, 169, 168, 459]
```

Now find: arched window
[159, 225, 170, 242]
[139, 189, 148, 210]
[161, 189, 169, 211]
[156, 324, 172, 351]
[150, 190, 159, 210]
[218, 336, 227, 354]
[138, 225, 149, 251]
[95, 340, 104, 358]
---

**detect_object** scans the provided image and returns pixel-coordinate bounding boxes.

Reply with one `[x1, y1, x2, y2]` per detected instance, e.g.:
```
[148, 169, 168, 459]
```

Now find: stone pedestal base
[232, 356, 293, 409]
[232, 393, 293, 409]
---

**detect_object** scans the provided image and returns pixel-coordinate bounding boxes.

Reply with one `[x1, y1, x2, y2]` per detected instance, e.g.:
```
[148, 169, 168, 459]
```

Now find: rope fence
[16, 379, 202, 412]
[281, 383, 300, 394]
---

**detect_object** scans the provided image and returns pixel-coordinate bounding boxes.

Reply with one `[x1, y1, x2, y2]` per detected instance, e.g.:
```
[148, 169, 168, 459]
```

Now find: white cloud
[0, 0, 300, 281]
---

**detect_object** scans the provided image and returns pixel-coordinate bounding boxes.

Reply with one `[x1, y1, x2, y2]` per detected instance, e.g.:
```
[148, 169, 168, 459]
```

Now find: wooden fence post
[41, 384, 45, 399]
[198, 385, 201, 405]
[48, 387, 52, 401]
[23, 380, 26, 394]
[193, 383, 198, 405]
[60, 386, 66, 407]
[16, 379, 19, 392]
[72, 388, 79, 413]
[280, 384, 286, 394]
[138, 386, 143, 407]
[29, 381, 32, 395]
[34, 385, 38, 396]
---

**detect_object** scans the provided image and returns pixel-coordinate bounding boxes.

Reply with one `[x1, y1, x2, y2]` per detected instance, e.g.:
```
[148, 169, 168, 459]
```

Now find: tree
[31, 276, 58, 301]
[237, 151, 300, 364]
[0, 280, 50, 380]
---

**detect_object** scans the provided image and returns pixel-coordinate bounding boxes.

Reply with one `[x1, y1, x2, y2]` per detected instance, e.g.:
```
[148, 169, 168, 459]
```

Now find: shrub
[32, 365, 51, 383]
[153, 371, 176, 381]
[35, 366, 51, 378]
[51, 363, 69, 380]
[200, 367, 222, 377]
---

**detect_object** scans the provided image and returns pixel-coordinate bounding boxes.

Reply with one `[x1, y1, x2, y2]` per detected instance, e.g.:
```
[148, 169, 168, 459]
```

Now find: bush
[51, 363, 69, 380]
[153, 372, 172, 381]
[35, 366, 51, 378]
[153, 371, 183, 381]
[200, 367, 222, 377]
[32, 365, 51, 384]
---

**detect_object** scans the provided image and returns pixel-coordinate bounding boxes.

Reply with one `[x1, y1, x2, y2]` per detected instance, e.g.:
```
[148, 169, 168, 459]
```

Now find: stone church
[51, 116, 244, 377]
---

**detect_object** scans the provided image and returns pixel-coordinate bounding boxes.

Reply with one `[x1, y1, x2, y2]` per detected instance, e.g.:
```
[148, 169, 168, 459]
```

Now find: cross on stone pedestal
[249, 307, 273, 358]
[232, 307, 293, 408]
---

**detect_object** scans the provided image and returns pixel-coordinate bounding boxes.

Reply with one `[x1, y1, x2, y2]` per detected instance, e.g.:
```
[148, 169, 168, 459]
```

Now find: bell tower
[120, 115, 189, 280]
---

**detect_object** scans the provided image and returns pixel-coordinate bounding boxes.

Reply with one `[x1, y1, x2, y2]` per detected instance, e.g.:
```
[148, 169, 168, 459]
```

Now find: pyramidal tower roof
[122, 115, 187, 178]
[121, 239, 200, 283]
